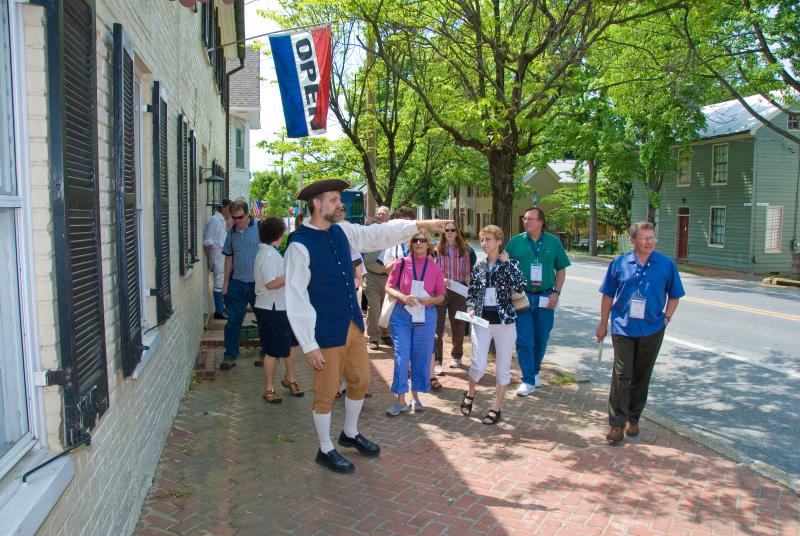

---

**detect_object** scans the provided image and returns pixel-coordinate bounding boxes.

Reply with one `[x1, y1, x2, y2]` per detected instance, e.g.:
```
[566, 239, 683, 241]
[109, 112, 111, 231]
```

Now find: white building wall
[14, 1, 232, 534]
[228, 116, 251, 202]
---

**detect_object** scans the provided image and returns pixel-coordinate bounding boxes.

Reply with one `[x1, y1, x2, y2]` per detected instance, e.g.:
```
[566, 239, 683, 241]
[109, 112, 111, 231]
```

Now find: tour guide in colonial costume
[284, 179, 450, 474]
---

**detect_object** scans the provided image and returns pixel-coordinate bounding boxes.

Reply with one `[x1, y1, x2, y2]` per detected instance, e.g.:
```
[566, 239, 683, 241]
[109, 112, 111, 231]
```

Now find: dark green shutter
[189, 130, 198, 263]
[52, 0, 109, 445]
[177, 114, 189, 275]
[152, 81, 172, 321]
[112, 23, 142, 376]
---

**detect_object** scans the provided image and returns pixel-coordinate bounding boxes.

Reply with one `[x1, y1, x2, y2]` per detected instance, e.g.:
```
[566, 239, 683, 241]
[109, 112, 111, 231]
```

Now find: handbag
[511, 288, 530, 312]
[378, 258, 405, 328]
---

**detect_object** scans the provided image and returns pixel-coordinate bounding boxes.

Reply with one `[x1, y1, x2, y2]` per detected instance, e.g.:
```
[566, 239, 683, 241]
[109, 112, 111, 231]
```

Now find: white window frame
[788, 114, 799, 132]
[0, 0, 46, 479]
[711, 143, 728, 185]
[676, 149, 691, 187]
[765, 206, 783, 254]
[708, 206, 726, 248]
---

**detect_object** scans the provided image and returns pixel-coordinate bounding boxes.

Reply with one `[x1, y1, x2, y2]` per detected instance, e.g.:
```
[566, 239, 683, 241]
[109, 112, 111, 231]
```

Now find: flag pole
[209, 22, 333, 53]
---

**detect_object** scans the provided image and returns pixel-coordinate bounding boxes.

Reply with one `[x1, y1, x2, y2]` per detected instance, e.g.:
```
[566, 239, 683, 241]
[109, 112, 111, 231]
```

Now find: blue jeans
[223, 279, 256, 359]
[389, 305, 437, 394]
[515, 290, 555, 385]
[213, 291, 225, 316]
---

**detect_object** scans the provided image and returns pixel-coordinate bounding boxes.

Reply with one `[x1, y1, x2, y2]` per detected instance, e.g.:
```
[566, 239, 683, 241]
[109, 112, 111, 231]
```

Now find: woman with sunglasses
[461, 225, 527, 425]
[384, 230, 446, 416]
[432, 223, 472, 384]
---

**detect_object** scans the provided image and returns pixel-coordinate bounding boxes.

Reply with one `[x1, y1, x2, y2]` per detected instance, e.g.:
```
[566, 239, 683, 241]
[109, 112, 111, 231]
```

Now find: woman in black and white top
[461, 225, 527, 425]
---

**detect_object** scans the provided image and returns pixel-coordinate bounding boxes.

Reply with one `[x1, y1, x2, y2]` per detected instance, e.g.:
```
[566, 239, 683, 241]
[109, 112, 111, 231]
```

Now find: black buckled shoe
[314, 448, 355, 474]
[338, 432, 381, 457]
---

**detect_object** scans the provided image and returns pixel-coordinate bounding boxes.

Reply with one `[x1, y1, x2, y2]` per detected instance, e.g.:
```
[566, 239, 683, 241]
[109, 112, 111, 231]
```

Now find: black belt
[528, 288, 552, 294]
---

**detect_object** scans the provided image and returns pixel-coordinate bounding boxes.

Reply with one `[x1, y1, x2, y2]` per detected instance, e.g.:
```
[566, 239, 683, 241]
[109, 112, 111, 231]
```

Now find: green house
[631, 94, 800, 274]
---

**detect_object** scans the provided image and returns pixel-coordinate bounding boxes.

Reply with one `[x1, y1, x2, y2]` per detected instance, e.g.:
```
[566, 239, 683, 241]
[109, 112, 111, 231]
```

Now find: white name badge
[530, 263, 543, 285]
[410, 280, 426, 297]
[447, 280, 469, 298]
[539, 296, 551, 308]
[484, 287, 497, 307]
[630, 297, 646, 319]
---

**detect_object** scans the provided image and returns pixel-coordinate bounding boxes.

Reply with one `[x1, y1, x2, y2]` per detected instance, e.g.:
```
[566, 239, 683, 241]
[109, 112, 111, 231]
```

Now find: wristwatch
[553, 289, 561, 295]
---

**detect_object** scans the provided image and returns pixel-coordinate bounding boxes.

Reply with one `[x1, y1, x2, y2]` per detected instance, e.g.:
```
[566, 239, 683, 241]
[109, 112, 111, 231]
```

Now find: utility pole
[365, 27, 377, 218]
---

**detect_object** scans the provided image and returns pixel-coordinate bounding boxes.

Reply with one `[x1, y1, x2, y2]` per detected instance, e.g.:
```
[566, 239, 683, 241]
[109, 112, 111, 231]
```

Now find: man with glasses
[506, 207, 570, 396]
[362, 206, 392, 349]
[596, 222, 684, 443]
[220, 198, 261, 371]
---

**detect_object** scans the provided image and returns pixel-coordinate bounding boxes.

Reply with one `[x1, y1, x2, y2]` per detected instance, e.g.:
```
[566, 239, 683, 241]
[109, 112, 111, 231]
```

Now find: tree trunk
[588, 158, 598, 256]
[487, 150, 517, 240]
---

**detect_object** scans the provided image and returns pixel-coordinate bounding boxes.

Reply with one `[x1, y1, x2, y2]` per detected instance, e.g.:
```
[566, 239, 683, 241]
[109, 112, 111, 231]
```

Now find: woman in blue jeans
[384, 230, 446, 416]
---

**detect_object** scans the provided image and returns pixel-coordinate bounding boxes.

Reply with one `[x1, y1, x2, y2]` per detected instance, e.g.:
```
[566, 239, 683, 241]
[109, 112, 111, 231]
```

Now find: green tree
[263, 179, 292, 218]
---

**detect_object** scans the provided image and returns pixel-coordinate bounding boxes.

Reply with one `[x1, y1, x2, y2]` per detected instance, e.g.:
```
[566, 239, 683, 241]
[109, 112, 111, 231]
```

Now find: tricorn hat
[295, 179, 351, 201]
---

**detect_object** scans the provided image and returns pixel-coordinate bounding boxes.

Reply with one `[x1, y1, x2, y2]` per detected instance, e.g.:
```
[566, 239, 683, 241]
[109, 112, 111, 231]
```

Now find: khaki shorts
[313, 321, 370, 413]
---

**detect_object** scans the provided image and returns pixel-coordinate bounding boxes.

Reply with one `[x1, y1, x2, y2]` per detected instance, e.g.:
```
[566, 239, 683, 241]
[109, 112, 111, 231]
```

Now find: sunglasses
[411, 238, 428, 244]
[444, 228, 457, 233]
[231, 214, 246, 221]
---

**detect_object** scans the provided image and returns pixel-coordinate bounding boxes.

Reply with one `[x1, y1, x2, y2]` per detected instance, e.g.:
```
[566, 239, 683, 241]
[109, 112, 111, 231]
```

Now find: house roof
[699, 94, 784, 139]
[228, 47, 261, 119]
[524, 159, 588, 184]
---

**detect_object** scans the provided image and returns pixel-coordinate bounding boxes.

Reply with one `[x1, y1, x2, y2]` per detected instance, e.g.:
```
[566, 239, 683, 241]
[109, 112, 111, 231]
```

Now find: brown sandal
[262, 389, 282, 404]
[281, 376, 305, 397]
[430, 377, 443, 391]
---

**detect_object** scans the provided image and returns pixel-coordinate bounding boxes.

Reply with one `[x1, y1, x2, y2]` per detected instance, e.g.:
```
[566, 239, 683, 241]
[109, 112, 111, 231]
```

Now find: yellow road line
[569, 275, 800, 322]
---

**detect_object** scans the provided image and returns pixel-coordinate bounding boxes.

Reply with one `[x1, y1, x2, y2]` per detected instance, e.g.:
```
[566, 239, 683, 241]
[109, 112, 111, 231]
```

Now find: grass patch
[269, 434, 294, 444]
[179, 442, 196, 455]
[550, 374, 577, 386]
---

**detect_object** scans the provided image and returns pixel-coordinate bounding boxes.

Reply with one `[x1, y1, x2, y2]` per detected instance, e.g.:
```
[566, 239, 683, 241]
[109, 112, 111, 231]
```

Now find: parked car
[572, 238, 605, 250]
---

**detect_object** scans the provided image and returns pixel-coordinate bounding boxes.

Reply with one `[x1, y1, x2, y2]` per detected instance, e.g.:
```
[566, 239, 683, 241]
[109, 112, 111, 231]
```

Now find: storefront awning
[172, 0, 234, 6]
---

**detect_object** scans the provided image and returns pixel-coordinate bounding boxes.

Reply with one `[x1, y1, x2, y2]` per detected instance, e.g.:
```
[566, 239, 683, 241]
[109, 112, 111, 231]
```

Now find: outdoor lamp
[199, 166, 224, 208]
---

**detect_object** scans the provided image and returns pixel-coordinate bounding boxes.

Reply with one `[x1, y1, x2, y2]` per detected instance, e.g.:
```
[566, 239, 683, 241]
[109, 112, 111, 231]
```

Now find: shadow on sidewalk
[135, 328, 800, 535]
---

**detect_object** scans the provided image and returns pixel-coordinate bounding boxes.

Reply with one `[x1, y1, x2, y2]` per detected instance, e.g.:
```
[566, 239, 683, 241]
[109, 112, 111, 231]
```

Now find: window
[711, 144, 728, 185]
[235, 128, 245, 169]
[152, 81, 173, 322]
[709, 207, 726, 247]
[789, 114, 799, 131]
[765, 206, 783, 253]
[178, 114, 191, 276]
[677, 149, 691, 186]
[0, 0, 30, 470]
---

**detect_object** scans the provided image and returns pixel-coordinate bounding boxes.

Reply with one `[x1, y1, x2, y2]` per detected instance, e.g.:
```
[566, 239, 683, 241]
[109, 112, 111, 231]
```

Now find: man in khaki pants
[363, 206, 391, 349]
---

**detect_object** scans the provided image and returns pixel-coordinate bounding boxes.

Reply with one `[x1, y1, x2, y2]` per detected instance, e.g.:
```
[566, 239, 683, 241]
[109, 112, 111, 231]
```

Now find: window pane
[0, 0, 16, 196]
[0, 208, 28, 460]
[710, 208, 726, 245]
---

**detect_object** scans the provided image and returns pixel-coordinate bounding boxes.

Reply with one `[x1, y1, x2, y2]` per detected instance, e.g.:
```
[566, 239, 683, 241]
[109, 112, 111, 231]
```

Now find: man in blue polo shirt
[596, 221, 684, 443]
[506, 207, 571, 396]
[220, 198, 261, 370]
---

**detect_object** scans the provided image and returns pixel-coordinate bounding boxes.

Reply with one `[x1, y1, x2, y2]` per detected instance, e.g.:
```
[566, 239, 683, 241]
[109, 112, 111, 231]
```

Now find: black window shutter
[53, 0, 109, 445]
[177, 115, 189, 275]
[189, 130, 198, 263]
[152, 81, 173, 321]
[112, 23, 142, 376]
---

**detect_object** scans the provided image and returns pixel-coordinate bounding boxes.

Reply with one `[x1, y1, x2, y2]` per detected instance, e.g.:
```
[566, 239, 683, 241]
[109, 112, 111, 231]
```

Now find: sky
[243, 0, 343, 174]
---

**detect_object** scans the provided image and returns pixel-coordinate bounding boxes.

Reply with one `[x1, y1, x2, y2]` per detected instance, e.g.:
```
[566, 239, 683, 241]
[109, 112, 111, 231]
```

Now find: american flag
[251, 200, 264, 218]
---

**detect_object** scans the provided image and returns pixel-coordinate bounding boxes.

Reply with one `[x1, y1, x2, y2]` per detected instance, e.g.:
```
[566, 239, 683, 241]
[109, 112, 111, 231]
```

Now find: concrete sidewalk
[135, 327, 799, 535]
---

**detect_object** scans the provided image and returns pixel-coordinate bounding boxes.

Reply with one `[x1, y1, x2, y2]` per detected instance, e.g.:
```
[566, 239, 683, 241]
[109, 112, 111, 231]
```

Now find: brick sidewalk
[135, 327, 799, 536]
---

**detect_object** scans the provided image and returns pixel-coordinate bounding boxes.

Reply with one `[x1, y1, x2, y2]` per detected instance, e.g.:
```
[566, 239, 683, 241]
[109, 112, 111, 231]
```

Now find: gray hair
[229, 198, 249, 215]
[376, 205, 390, 215]
[629, 221, 655, 239]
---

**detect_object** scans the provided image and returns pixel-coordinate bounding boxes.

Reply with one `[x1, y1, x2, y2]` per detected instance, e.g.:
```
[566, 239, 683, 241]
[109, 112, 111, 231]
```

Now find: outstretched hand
[417, 219, 453, 234]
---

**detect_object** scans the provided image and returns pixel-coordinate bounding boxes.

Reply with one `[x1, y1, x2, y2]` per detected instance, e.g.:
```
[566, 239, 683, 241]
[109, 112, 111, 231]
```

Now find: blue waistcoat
[289, 224, 364, 349]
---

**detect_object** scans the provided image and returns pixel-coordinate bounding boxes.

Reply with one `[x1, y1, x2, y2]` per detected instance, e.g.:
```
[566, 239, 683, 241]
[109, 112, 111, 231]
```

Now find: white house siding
[22, 1, 233, 534]
[228, 115, 251, 202]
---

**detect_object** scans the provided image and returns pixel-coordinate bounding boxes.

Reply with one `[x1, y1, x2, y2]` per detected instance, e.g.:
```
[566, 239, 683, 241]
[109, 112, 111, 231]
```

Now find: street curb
[544, 362, 800, 494]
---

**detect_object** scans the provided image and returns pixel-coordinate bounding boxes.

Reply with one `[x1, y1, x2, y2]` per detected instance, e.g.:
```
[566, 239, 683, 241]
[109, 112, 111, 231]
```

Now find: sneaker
[213, 313, 227, 320]
[219, 358, 236, 371]
[607, 426, 624, 442]
[369, 341, 380, 350]
[253, 358, 263, 367]
[515, 383, 536, 397]
[449, 358, 462, 368]
[386, 402, 410, 417]
[534, 374, 542, 387]
[434, 364, 444, 376]
[381, 336, 393, 346]
[410, 398, 424, 412]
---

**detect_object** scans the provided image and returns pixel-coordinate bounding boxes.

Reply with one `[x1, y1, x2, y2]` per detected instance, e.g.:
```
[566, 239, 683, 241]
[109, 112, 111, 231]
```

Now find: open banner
[269, 25, 332, 138]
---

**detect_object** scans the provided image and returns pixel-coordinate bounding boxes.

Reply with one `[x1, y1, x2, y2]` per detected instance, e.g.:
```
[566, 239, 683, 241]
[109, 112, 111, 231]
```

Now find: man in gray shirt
[221, 199, 260, 370]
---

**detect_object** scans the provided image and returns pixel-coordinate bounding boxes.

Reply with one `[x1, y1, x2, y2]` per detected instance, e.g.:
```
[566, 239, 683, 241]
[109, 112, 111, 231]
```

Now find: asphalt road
[544, 256, 800, 481]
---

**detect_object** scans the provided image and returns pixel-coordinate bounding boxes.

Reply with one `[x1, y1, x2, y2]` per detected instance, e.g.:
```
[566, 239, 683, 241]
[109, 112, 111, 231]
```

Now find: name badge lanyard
[484, 260, 500, 307]
[411, 258, 429, 323]
[527, 237, 543, 286]
[630, 262, 649, 319]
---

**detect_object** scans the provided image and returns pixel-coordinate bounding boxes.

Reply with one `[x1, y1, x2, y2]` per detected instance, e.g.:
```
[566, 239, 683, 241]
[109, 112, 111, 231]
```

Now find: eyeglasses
[444, 228, 457, 233]
[231, 214, 246, 221]
[411, 238, 428, 244]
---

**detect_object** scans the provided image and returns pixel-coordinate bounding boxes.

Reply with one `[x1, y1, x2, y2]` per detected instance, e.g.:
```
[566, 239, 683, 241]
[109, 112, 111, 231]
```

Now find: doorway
[676, 207, 689, 260]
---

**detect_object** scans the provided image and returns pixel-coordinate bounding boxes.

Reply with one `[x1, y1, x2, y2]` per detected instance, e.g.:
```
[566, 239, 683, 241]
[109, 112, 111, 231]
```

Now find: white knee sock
[343, 397, 364, 439]
[312, 411, 334, 453]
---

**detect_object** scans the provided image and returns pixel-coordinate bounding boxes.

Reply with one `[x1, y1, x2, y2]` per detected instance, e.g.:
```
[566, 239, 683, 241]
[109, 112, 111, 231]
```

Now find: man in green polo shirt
[505, 207, 570, 396]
